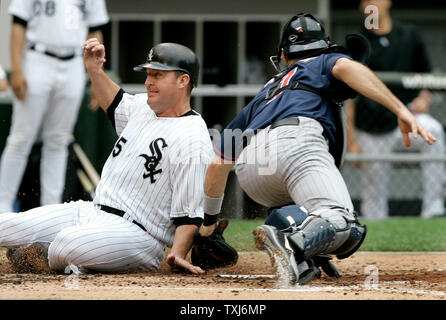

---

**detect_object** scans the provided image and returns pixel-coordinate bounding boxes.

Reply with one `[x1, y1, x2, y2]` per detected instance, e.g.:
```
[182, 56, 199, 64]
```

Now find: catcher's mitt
[191, 219, 238, 270]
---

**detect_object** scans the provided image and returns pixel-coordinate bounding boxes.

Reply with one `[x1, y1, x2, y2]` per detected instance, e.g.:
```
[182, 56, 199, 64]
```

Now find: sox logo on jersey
[139, 138, 168, 183]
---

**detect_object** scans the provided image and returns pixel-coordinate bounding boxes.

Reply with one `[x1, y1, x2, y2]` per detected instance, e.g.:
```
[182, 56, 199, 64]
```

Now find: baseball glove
[191, 219, 238, 270]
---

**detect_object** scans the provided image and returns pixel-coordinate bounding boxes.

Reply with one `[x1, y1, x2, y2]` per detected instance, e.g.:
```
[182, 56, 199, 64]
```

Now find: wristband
[203, 213, 219, 226]
[203, 194, 224, 215]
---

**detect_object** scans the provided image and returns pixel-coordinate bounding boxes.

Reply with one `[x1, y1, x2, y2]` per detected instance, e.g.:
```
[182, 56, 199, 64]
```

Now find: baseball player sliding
[0, 0, 109, 213]
[199, 13, 437, 285]
[0, 40, 213, 275]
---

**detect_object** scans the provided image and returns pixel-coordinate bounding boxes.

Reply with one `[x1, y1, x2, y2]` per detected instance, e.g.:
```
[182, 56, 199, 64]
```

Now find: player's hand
[82, 38, 106, 73]
[397, 107, 437, 147]
[166, 253, 205, 275]
[11, 70, 27, 101]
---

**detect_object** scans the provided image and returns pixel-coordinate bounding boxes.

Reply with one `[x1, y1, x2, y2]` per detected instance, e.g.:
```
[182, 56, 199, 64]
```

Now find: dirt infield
[0, 249, 445, 300]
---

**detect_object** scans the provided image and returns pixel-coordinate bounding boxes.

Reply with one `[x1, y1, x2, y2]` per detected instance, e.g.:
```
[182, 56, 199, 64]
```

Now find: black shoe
[296, 259, 321, 285]
[313, 254, 341, 278]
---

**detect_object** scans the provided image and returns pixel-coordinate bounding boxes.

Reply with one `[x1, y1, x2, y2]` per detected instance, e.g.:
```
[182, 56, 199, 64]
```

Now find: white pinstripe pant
[235, 117, 355, 229]
[0, 200, 163, 273]
[0, 51, 86, 212]
[356, 113, 445, 219]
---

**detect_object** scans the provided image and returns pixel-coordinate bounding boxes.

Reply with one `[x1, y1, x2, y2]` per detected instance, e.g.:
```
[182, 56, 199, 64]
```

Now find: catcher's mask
[270, 13, 371, 72]
[134, 42, 200, 87]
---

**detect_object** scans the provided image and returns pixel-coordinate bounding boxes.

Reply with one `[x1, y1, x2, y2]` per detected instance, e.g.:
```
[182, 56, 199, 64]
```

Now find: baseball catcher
[198, 12, 437, 285]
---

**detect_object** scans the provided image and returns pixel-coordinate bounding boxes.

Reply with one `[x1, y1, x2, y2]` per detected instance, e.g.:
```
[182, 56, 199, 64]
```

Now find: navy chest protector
[264, 76, 346, 168]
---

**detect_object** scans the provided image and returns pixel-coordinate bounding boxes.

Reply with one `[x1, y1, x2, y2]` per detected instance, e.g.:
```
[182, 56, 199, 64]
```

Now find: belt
[98, 204, 147, 232]
[29, 44, 76, 60]
[269, 117, 300, 131]
[268, 116, 330, 142]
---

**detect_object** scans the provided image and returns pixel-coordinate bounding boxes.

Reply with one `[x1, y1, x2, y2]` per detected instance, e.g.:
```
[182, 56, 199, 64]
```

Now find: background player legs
[395, 113, 445, 217]
[39, 57, 86, 206]
[356, 130, 395, 219]
[0, 52, 53, 212]
[361, 161, 391, 220]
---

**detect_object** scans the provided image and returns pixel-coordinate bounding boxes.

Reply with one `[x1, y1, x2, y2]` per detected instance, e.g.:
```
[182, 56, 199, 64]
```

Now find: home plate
[218, 274, 277, 279]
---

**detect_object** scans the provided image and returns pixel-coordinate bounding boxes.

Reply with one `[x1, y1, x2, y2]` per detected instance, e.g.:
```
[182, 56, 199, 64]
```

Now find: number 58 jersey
[94, 90, 214, 246]
[9, 0, 109, 49]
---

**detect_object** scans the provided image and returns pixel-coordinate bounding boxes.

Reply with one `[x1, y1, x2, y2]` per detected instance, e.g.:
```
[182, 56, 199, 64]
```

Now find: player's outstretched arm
[166, 224, 205, 275]
[82, 38, 120, 112]
[332, 58, 437, 147]
[86, 31, 105, 111]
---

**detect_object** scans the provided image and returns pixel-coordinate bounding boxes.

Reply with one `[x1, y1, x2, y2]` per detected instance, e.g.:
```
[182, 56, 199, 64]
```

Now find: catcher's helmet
[280, 13, 330, 58]
[270, 13, 330, 71]
[134, 43, 199, 87]
[270, 13, 371, 72]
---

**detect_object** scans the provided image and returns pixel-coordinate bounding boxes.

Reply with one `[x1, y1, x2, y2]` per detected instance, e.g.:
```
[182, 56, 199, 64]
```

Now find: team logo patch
[266, 67, 298, 104]
[139, 138, 168, 183]
[288, 34, 298, 42]
[147, 49, 154, 62]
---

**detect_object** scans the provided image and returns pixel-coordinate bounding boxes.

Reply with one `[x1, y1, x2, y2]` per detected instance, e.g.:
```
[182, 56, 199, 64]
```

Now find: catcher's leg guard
[330, 223, 367, 259]
[287, 214, 367, 262]
[263, 205, 343, 281]
[287, 216, 336, 262]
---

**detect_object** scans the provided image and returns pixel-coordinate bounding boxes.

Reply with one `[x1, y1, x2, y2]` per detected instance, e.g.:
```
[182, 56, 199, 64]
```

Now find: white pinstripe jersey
[9, 0, 109, 51]
[93, 90, 213, 246]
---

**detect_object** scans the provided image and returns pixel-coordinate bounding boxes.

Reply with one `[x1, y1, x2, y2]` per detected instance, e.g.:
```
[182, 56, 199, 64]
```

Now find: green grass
[224, 217, 446, 252]
[224, 219, 265, 251]
[358, 217, 446, 252]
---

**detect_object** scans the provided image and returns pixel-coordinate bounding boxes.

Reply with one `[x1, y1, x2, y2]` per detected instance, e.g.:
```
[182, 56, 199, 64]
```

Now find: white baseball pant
[356, 113, 445, 219]
[0, 200, 163, 273]
[0, 49, 85, 212]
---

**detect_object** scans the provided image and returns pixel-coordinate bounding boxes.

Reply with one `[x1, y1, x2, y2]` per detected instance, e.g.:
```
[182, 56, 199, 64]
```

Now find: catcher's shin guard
[287, 216, 336, 262]
[330, 223, 367, 259]
[287, 215, 367, 262]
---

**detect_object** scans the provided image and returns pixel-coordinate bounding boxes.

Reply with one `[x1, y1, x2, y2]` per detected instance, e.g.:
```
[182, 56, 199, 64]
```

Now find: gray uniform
[236, 117, 355, 230]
